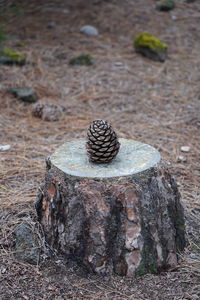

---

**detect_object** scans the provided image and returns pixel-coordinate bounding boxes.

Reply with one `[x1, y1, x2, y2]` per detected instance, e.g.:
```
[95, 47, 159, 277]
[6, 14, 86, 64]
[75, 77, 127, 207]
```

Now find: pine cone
[86, 120, 120, 163]
[32, 102, 64, 121]
[32, 103, 44, 119]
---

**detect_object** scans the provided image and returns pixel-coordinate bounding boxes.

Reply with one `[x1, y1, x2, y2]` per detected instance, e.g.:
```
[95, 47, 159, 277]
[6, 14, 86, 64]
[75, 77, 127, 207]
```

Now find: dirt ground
[0, 0, 200, 299]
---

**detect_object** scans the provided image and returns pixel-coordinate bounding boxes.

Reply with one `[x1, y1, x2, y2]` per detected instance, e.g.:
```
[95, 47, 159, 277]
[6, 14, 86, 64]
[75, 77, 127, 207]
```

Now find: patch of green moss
[135, 251, 158, 276]
[0, 47, 26, 65]
[1, 47, 25, 60]
[135, 224, 158, 276]
[10, 3, 25, 16]
[15, 42, 26, 48]
[134, 32, 168, 52]
[156, 1, 175, 11]
[69, 54, 94, 66]
[0, 3, 25, 19]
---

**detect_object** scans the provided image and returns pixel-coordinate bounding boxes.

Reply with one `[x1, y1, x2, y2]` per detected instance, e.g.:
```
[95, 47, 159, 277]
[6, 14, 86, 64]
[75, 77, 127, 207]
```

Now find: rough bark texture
[36, 160, 186, 277]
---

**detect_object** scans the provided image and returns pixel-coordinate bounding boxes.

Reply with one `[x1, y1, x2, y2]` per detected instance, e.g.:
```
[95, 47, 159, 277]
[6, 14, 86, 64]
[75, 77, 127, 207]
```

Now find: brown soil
[0, 0, 200, 299]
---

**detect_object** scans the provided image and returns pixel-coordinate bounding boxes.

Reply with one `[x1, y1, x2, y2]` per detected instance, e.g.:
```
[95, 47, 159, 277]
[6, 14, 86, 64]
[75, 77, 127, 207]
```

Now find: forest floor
[0, 0, 200, 299]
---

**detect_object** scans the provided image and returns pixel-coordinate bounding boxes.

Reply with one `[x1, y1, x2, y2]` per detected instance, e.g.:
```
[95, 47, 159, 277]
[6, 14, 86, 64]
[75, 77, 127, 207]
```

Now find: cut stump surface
[36, 139, 186, 277]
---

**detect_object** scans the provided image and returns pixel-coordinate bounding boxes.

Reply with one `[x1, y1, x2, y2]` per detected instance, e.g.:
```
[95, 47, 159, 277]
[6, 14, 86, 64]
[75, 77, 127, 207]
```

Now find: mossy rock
[10, 87, 38, 103]
[156, 0, 176, 11]
[14, 223, 40, 265]
[133, 32, 168, 62]
[15, 41, 26, 48]
[0, 47, 26, 66]
[69, 54, 94, 66]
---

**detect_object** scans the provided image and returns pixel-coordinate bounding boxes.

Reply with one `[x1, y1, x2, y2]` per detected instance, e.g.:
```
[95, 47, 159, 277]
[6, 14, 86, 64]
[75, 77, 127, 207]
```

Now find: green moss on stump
[0, 47, 26, 65]
[69, 54, 94, 66]
[135, 255, 158, 277]
[134, 32, 168, 62]
[135, 234, 158, 276]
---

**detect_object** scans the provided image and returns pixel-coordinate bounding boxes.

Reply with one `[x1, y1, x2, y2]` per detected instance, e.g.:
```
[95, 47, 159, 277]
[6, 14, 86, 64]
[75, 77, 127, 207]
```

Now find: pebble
[63, 9, 70, 14]
[10, 87, 38, 103]
[114, 61, 124, 67]
[178, 155, 187, 163]
[1, 266, 6, 274]
[80, 25, 99, 36]
[0, 145, 11, 151]
[47, 21, 56, 29]
[180, 146, 190, 152]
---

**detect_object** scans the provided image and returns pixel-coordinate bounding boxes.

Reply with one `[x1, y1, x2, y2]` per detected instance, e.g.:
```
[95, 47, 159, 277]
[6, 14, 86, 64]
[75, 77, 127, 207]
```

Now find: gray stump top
[50, 138, 160, 178]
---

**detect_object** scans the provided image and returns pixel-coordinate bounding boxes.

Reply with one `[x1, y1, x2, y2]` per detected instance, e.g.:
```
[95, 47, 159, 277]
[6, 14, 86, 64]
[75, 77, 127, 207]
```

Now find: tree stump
[36, 138, 186, 277]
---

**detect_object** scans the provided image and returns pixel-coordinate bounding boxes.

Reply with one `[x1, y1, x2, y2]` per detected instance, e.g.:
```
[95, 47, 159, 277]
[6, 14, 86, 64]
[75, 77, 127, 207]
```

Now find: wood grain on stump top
[50, 138, 161, 178]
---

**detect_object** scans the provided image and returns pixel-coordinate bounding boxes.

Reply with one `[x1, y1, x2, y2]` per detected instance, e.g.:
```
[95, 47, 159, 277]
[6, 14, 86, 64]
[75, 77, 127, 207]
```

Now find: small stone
[0, 145, 11, 151]
[80, 25, 99, 36]
[1, 266, 7, 274]
[171, 15, 177, 20]
[63, 9, 70, 14]
[14, 223, 40, 265]
[114, 61, 124, 67]
[47, 21, 56, 29]
[156, 1, 176, 12]
[69, 54, 94, 66]
[10, 87, 38, 103]
[0, 47, 25, 66]
[133, 32, 168, 62]
[180, 146, 190, 152]
[177, 155, 187, 163]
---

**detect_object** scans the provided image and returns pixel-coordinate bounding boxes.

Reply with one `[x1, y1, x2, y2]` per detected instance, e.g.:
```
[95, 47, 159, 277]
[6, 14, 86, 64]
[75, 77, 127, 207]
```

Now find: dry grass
[0, 0, 200, 299]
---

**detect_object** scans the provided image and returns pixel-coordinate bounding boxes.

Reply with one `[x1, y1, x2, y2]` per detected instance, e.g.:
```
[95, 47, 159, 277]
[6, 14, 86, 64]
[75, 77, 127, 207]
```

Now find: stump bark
[36, 138, 186, 277]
